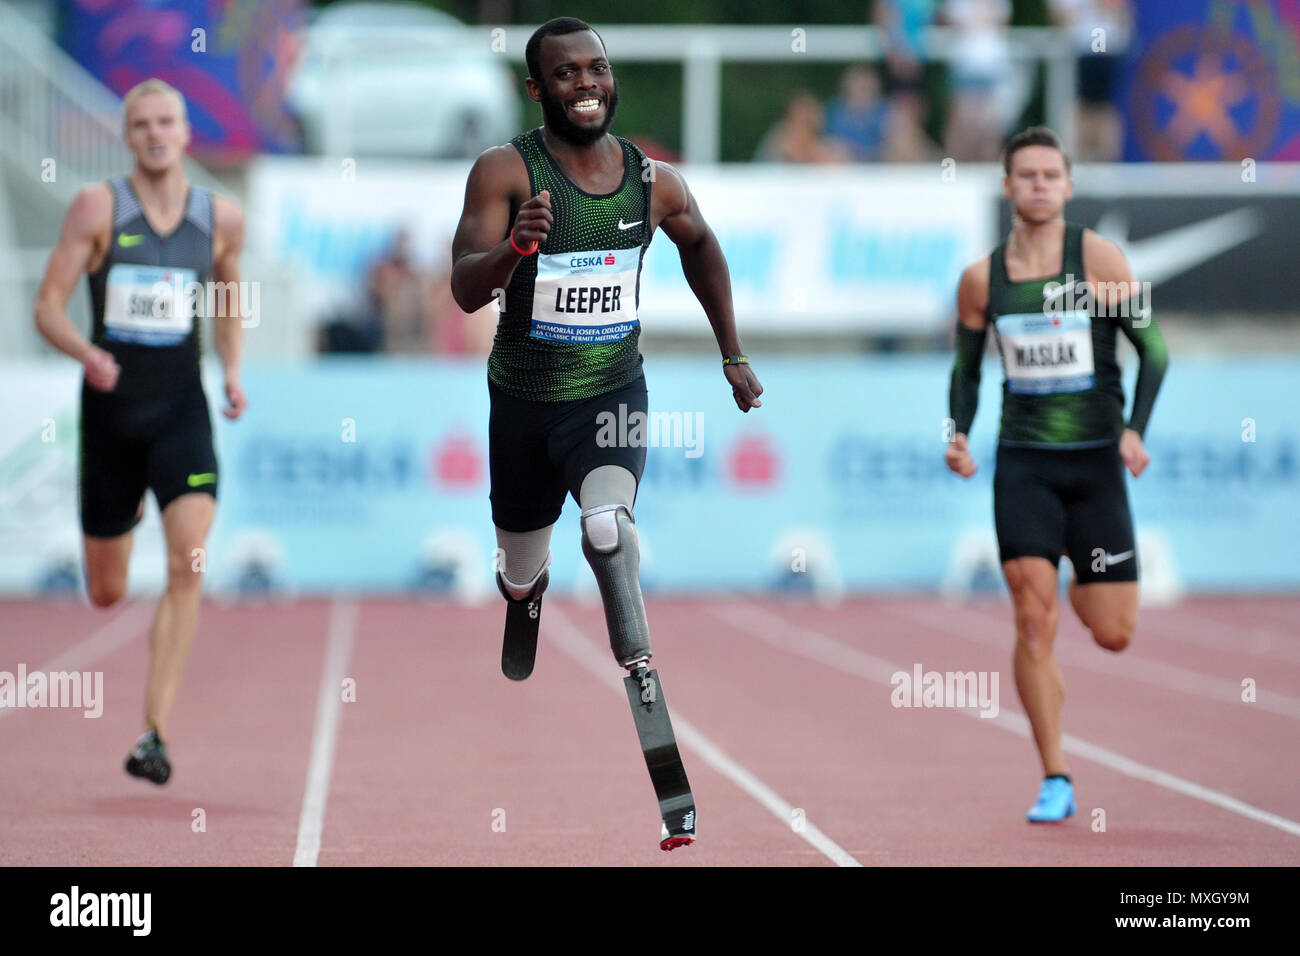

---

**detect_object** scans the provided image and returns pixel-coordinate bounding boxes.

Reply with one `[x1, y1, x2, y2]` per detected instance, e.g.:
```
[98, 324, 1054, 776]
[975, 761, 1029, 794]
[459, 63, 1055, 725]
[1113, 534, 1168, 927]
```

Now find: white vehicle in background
[287, 2, 521, 158]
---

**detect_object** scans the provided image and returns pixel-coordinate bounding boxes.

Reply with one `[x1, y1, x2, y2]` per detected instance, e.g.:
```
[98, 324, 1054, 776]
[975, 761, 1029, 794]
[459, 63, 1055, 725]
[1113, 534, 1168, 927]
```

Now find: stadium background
[0, 0, 1297, 602]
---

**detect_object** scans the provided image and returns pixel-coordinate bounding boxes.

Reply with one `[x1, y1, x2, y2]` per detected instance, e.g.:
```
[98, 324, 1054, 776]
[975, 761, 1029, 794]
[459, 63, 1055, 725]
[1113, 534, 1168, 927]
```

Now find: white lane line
[293, 598, 359, 867]
[0, 602, 150, 722]
[1142, 606, 1300, 666]
[897, 602, 1300, 721]
[546, 604, 862, 867]
[712, 602, 1300, 840]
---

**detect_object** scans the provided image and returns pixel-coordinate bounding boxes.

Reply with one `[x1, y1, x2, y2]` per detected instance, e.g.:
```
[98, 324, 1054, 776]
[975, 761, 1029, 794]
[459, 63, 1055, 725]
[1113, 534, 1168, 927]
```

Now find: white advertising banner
[246, 158, 991, 334]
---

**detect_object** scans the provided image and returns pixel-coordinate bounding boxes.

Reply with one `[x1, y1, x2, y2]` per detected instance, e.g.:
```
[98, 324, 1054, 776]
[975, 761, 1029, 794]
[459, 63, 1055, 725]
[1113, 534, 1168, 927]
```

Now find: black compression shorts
[993, 441, 1138, 584]
[488, 372, 648, 533]
[78, 384, 218, 538]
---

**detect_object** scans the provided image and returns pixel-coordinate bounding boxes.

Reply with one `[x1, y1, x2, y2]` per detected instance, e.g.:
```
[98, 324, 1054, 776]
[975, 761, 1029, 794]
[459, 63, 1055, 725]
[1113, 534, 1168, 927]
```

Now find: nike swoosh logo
[118, 233, 144, 247]
[1104, 550, 1134, 566]
[617, 219, 642, 231]
[1093, 209, 1265, 286]
[186, 472, 217, 488]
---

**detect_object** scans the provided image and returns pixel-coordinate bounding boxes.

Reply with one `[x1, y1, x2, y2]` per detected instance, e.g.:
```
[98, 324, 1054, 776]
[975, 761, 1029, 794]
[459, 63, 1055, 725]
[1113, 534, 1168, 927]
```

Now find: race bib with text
[103, 264, 197, 347]
[995, 310, 1095, 395]
[530, 248, 639, 344]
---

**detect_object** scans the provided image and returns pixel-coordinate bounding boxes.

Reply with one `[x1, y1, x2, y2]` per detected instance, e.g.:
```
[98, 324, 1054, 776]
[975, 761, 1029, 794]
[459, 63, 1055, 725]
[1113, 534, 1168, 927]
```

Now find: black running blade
[624, 669, 696, 841]
[501, 592, 543, 681]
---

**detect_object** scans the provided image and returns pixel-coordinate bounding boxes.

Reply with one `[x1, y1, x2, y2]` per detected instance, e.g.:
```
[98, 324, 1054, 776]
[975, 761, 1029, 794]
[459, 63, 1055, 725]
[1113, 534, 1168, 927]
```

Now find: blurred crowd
[317, 229, 496, 356]
[318, 0, 1137, 354]
[757, 0, 1132, 164]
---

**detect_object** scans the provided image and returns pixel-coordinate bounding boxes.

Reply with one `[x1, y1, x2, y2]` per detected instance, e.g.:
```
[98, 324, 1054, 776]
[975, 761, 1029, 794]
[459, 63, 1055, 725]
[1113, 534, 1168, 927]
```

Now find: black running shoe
[124, 729, 171, 785]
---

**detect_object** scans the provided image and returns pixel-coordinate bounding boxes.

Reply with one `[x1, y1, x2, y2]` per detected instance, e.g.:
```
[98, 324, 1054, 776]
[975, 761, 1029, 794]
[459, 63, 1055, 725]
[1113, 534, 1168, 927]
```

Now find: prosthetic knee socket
[497, 550, 551, 603]
[580, 504, 651, 668]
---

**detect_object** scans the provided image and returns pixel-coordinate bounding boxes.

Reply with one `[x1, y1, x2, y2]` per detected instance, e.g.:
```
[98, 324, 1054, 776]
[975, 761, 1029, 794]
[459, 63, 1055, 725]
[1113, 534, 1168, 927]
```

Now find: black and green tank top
[87, 175, 212, 398]
[489, 128, 651, 403]
[987, 224, 1126, 448]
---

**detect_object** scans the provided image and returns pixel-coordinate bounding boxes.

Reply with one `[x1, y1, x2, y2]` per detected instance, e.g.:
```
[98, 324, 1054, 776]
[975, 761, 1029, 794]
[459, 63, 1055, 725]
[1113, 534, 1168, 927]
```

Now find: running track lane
[317, 598, 850, 865]
[1, 597, 1296, 865]
[699, 596, 1299, 864]
[0, 600, 327, 865]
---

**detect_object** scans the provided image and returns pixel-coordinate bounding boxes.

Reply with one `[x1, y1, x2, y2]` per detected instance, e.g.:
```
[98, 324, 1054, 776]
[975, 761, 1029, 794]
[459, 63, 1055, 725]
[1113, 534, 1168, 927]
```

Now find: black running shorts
[993, 441, 1138, 584]
[78, 384, 218, 538]
[488, 372, 648, 533]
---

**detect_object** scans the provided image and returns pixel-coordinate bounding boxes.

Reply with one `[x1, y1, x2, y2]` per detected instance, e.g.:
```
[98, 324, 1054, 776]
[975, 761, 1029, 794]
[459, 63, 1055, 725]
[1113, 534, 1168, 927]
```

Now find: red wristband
[510, 229, 538, 256]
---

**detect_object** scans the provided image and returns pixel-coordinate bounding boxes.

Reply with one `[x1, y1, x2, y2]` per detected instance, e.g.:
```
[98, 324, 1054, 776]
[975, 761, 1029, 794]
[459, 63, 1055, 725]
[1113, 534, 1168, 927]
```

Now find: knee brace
[581, 504, 651, 668]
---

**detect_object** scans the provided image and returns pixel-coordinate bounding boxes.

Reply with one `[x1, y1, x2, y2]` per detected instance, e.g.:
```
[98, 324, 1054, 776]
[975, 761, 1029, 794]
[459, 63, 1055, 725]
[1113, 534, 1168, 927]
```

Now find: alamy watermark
[1043, 273, 1152, 327]
[890, 663, 999, 718]
[50, 886, 150, 935]
[0, 665, 103, 717]
[141, 276, 261, 327]
[595, 404, 703, 459]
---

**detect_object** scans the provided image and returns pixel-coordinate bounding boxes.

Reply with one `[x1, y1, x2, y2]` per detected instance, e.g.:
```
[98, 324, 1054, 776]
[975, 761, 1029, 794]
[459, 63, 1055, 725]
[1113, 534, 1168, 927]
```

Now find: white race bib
[104, 264, 196, 347]
[995, 310, 1095, 395]
[530, 248, 639, 344]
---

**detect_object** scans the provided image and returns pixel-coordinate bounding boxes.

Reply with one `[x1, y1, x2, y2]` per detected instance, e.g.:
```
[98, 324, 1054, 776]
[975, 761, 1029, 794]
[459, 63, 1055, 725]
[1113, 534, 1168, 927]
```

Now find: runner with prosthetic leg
[450, 18, 762, 850]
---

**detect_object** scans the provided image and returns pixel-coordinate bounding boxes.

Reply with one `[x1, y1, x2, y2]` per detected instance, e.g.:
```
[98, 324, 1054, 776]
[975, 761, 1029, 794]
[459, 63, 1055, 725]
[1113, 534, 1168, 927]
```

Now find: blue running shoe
[1026, 776, 1075, 822]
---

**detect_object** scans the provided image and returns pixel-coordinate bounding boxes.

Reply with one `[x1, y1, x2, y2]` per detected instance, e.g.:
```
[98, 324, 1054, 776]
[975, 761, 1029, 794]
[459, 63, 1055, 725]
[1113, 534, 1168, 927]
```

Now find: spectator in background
[826, 66, 889, 161]
[755, 93, 851, 163]
[1050, 0, 1133, 161]
[940, 0, 1013, 161]
[426, 247, 496, 356]
[874, 0, 940, 93]
[882, 87, 942, 161]
[367, 228, 430, 355]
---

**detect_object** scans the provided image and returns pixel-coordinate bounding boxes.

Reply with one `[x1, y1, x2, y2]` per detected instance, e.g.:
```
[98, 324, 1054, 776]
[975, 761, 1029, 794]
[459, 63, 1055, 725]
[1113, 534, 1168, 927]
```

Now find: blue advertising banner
[1123, 0, 1300, 160]
[186, 356, 1300, 597]
[59, 0, 304, 159]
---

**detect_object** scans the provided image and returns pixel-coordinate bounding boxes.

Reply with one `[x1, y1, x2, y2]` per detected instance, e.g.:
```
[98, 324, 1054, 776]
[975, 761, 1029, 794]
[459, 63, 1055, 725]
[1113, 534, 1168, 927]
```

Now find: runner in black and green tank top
[489, 127, 650, 403]
[989, 223, 1127, 447]
[449, 18, 763, 851]
[944, 126, 1169, 827]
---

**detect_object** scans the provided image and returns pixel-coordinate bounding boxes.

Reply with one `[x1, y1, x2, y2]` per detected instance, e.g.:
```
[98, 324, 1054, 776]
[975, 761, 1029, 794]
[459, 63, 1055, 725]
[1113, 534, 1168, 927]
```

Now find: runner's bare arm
[212, 195, 248, 419]
[450, 146, 548, 313]
[946, 257, 990, 478]
[1084, 230, 1166, 477]
[651, 161, 762, 412]
[33, 186, 115, 385]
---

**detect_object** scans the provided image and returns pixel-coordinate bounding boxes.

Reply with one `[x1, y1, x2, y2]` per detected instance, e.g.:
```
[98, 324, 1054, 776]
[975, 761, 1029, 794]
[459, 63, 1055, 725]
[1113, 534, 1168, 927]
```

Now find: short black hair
[525, 17, 606, 83]
[1002, 126, 1072, 176]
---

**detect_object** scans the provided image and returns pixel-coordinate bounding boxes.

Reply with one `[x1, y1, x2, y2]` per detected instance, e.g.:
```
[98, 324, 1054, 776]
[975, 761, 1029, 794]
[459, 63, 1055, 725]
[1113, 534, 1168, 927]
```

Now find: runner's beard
[539, 77, 619, 146]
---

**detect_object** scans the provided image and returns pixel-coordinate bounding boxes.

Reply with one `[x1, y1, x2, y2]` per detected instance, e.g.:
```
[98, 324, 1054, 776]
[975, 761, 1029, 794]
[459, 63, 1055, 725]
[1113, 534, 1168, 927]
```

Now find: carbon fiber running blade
[624, 668, 696, 845]
[501, 591, 542, 681]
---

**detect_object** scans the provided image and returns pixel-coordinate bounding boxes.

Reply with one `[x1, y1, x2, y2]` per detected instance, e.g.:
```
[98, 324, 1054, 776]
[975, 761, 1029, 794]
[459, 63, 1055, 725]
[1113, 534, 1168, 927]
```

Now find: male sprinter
[451, 18, 762, 850]
[945, 127, 1168, 822]
[34, 79, 247, 785]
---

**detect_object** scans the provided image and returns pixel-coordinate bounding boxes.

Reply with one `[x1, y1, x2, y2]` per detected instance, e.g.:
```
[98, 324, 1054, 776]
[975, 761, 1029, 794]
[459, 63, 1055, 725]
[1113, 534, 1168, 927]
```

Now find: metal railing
[493, 24, 1078, 164]
[0, 0, 223, 201]
[0, 1, 232, 356]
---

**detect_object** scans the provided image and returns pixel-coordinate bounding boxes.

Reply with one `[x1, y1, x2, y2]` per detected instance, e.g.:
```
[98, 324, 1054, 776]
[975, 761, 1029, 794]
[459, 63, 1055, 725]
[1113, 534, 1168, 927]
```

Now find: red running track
[1, 595, 1297, 866]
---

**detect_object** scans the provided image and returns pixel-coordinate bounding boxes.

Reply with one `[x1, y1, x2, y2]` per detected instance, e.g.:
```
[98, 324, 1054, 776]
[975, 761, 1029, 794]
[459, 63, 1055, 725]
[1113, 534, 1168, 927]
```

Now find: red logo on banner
[727, 434, 779, 487]
[604, 254, 615, 265]
[432, 435, 483, 487]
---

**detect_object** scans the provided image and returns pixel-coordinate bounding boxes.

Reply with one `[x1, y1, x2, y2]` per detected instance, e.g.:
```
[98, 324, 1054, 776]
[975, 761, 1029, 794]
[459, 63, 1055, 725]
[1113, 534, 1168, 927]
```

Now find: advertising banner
[2, 357, 1295, 597]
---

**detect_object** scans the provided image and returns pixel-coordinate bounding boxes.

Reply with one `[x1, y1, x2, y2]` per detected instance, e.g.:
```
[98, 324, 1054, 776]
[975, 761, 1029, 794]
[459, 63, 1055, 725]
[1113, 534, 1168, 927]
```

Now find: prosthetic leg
[497, 551, 551, 681]
[582, 504, 697, 850]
